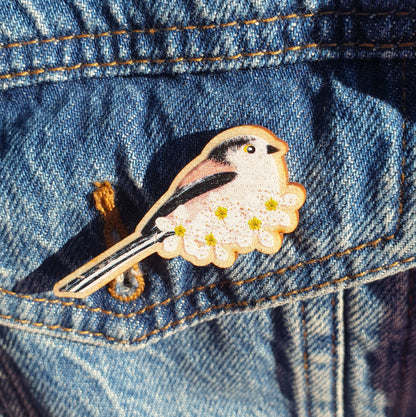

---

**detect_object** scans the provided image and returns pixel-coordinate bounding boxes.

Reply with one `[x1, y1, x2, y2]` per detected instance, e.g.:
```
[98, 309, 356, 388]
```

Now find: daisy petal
[195, 245, 210, 260]
[174, 205, 188, 222]
[237, 232, 253, 248]
[280, 194, 299, 207]
[215, 245, 229, 262]
[155, 217, 173, 232]
[218, 231, 234, 245]
[278, 212, 291, 227]
[267, 211, 290, 227]
[163, 235, 179, 252]
[183, 238, 198, 257]
[258, 230, 274, 248]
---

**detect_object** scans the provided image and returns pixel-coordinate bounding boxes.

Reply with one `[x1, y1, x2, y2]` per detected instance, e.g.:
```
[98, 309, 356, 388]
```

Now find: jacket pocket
[0, 59, 414, 349]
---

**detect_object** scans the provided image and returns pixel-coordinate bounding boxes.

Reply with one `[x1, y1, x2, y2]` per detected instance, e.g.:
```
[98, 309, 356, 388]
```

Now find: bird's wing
[141, 171, 237, 235]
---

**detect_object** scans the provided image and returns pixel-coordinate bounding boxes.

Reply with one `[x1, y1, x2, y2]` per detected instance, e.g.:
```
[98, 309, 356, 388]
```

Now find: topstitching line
[0, 41, 415, 81]
[0, 9, 413, 51]
[0, 256, 414, 344]
[0, 230, 400, 318]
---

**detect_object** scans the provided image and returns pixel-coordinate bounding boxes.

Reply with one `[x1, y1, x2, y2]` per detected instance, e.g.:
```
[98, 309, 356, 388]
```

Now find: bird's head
[207, 135, 282, 174]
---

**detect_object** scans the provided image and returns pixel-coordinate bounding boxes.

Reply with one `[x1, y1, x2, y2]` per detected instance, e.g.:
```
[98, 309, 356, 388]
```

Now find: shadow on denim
[342, 270, 416, 416]
[0, 347, 45, 417]
[12, 129, 220, 296]
[368, 269, 416, 417]
[13, 145, 148, 295]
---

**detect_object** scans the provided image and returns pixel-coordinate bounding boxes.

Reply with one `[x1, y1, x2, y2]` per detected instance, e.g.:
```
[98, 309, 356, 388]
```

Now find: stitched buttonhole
[92, 181, 144, 301]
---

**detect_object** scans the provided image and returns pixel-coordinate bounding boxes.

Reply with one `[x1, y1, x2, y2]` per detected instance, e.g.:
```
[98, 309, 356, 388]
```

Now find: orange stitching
[93, 181, 129, 247]
[0, 10, 413, 51]
[92, 181, 145, 301]
[0, 231, 401, 317]
[0, 42, 415, 81]
[302, 303, 311, 416]
[1, 256, 414, 344]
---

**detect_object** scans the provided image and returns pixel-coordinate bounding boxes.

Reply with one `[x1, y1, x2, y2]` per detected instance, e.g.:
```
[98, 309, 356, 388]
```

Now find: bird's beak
[267, 145, 279, 154]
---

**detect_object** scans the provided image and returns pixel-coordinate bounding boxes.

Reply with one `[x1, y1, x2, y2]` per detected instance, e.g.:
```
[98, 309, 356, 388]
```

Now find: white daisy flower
[231, 213, 276, 249]
[188, 210, 232, 262]
[155, 205, 189, 253]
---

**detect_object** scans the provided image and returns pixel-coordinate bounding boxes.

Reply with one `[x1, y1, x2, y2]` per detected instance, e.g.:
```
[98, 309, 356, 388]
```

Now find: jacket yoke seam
[0, 10, 413, 52]
[0, 42, 416, 81]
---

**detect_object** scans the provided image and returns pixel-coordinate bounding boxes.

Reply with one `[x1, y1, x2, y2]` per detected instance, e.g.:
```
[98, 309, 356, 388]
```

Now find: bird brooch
[54, 125, 306, 298]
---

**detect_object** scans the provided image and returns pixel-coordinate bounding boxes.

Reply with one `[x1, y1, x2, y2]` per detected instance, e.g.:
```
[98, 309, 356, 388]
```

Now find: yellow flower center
[248, 217, 262, 230]
[174, 225, 186, 237]
[215, 206, 228, 220]
[205, 233, 217, 246]
[265, 198, 278, 211]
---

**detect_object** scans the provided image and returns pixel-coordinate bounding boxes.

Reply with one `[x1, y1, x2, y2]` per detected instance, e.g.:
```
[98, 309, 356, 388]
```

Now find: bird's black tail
[54, 227, 173, 298]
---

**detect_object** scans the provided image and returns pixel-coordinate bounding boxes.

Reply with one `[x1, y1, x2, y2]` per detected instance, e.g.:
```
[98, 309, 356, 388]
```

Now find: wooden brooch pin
[54, 125, 306, 298]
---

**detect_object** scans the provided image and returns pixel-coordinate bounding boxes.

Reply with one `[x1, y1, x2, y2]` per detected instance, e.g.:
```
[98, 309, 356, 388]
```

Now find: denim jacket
[0, 0, 415, 416]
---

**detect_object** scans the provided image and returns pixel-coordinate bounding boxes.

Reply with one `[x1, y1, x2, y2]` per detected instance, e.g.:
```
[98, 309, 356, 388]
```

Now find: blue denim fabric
[0, 0, 415, 416]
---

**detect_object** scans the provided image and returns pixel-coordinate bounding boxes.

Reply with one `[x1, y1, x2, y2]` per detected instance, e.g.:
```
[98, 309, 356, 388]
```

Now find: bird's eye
[244, 145, 256, 154]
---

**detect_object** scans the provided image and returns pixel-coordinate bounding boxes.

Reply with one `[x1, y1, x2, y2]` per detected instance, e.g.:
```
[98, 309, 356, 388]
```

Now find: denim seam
[0, 42, 416, 81]
[0, 10, 413, 51]
[301, 303, 311, 417]
[0, 256, 414, 344]
[0, 194, 405, 318]
[0, 232, 402, 316]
